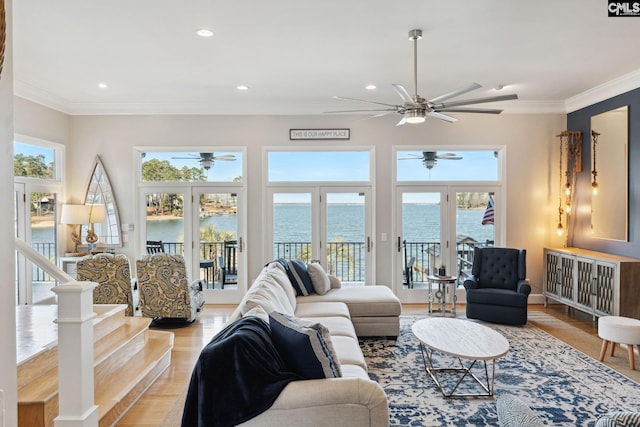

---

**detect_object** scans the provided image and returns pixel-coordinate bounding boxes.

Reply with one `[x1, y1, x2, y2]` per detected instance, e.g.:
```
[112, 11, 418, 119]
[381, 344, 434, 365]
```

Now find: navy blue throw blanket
[181, 316, 301, 427]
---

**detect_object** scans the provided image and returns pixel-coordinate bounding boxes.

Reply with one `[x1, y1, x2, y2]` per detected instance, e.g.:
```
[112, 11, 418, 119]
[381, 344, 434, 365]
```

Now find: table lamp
[60, 204, 91, 256]
[86, 204, 107, 251]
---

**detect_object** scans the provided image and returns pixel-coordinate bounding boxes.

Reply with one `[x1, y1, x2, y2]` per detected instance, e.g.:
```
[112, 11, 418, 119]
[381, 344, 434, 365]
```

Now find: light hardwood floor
[115, 303, 628, 426]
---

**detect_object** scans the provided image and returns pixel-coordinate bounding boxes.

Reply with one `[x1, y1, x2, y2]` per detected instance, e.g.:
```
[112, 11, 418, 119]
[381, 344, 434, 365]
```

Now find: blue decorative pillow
[266, 259, 309, 296]
[269, 312, 341, 379]
[595, 411, 640, 427]
[287, 260, 315, 296]
[496, 394, 545, 427]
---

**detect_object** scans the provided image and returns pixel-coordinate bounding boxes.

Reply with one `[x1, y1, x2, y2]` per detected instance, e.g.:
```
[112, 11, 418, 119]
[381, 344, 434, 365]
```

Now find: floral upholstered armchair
[136, 253, 205, 323]
[76, 253, 138, 316]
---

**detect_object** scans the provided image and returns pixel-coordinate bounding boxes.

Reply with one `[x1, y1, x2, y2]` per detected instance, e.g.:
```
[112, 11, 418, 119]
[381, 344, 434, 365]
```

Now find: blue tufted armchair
[463, 247, 531, 326]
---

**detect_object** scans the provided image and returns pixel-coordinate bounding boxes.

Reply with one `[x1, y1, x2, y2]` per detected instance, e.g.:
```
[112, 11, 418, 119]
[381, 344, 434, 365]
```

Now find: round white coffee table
[411, 317, 509, 398]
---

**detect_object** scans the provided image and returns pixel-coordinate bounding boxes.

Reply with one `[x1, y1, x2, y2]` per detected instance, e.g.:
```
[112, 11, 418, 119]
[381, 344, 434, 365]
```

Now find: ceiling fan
[325, 29, 518, 126]
[400, 151, 462, 170]
[171, 152, 236, 170]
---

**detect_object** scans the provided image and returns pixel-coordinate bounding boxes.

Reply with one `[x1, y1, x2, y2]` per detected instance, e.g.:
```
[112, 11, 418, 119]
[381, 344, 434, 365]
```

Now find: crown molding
[14, 80, 71, 114]
[565, 68, 640, 113]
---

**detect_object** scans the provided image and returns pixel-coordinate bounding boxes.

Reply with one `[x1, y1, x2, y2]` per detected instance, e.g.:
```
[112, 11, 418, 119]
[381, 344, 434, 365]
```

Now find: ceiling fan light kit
[326, 29, 518, 125]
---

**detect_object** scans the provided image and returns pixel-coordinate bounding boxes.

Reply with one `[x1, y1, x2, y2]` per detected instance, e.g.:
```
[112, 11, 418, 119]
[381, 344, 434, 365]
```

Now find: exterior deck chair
[219, 240, 238, 288]
[404, 256, 416, 288]
[146, 240, 165, 254]
[136, 253, 204, 323]
[77, 253, 138, 316]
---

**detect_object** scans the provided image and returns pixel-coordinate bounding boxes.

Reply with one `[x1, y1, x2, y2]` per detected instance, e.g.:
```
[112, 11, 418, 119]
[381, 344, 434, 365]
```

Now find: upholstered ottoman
[598, 316, 640, 370]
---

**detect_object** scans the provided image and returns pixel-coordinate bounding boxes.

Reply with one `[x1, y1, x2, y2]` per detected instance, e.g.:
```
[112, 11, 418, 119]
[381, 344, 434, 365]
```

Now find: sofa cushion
[302, 316, 358, 339]
[307, 262, 331, 295]
[266, 262, 297, 311]
[330, 335, 367, 371]
[287, 260, 315, 296]
[241, 268, 295, 316]
[299, 286, 401, 318]
[269, 312, 341, 379]
[496, 394, 544, 427]
[329, 274, 342, 289]
[295, 301, 351, 319]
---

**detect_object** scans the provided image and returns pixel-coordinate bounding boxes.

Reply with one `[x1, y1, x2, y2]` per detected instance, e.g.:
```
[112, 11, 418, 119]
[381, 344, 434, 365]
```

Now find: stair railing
[15, 238, 99, 427]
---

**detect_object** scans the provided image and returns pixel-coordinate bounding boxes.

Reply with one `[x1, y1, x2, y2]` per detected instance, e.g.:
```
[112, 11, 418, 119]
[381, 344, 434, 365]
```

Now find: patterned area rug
[361, 316, 640, 426]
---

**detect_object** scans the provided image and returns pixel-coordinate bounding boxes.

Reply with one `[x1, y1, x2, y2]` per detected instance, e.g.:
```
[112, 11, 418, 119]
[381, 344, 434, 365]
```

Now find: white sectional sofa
[223, 261, 401, 427]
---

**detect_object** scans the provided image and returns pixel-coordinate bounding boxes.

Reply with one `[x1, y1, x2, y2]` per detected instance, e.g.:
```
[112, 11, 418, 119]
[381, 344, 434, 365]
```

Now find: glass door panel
[144, 191, 186, 255]
[396, 188, 446, 302]
[195, 190, 239, 290]
[454, 191, 496, 282]
[271, 192, 314, 261]
[322, 190, 370, 285]
[30, 191, 58, 304]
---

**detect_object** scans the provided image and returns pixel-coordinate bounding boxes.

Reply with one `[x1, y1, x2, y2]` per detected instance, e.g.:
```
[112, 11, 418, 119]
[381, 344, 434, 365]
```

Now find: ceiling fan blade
[437, 107, 504, 114]
[428, 83, 482, 104]
[392, 84, 416, 105]
[438, 156, 462, 160]
[396, 117, 407, 126]
[212, 155, 236, 161]
[332, 95, 399, 108]
[426, 111, 458, 123]
[433, 93, 518, 109]
[324, 108, 398, 114]
[172, 156, 199, 159]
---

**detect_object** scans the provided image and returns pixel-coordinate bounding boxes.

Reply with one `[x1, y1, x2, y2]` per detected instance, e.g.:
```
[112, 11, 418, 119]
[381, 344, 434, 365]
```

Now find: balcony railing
[28, 239, 493, 288]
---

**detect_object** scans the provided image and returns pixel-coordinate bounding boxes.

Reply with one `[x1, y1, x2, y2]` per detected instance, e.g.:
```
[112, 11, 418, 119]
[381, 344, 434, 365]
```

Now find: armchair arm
[517, 280, 531, 296]
[463, 275, 480, 290]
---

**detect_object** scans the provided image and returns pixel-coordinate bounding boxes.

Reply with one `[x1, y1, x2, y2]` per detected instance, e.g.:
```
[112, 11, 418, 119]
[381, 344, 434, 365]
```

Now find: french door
[141, 185, 245, 303]
[267, 186, 373, 285]
[395, 185, 499, 303]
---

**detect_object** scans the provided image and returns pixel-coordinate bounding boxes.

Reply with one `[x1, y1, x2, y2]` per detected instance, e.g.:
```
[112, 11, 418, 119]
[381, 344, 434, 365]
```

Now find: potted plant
[438, 264, 447, 276]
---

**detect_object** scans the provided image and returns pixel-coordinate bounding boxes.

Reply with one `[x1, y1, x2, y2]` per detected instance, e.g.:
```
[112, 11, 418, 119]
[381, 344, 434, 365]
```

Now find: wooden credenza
[543, 247, 640, 320]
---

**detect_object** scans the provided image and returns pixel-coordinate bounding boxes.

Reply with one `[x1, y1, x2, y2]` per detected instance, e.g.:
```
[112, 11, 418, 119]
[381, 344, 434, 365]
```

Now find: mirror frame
[589, 105, 629, 241]
[82, 156, 123, 247]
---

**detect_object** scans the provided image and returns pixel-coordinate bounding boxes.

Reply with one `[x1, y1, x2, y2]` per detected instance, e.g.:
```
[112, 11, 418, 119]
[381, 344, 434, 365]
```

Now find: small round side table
[426, 275, 458, 316]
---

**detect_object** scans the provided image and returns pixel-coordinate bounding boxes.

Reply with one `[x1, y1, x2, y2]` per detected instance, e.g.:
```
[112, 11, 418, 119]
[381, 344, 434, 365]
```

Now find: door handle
[239, 237, 244, 253]
[397, 236, 402, 253]
[366, 236, 373, 252]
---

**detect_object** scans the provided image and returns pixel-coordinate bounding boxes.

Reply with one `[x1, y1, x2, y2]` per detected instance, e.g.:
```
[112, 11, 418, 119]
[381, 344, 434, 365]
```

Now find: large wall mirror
[590, 105, 628, 241]
[82, 156, 123, 247]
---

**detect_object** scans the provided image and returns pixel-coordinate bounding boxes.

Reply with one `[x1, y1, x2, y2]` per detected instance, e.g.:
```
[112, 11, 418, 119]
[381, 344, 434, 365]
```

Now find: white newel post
[52, 282, 100, 427]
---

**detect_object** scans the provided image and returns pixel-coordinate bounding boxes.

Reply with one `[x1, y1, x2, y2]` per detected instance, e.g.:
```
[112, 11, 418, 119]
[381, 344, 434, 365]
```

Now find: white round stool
[598, 316, 640, 370]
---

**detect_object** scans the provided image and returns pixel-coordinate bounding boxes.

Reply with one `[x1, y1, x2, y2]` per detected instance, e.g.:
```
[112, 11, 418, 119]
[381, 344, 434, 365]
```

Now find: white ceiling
[13, 0, 640, 115]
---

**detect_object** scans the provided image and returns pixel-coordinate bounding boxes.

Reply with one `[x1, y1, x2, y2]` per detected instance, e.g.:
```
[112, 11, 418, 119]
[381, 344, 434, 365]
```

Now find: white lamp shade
[88, 204, 107, 223]
[60, 204, 91, 225]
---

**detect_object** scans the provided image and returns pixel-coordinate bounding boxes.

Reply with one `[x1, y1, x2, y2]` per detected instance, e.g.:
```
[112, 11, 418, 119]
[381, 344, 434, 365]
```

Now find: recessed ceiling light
[196, 28, 214, 38]
[494, 84, 505, 91]
[365, 84, 377, 90]
[236, 85, 249, 91]
[97, 82, 108, 89]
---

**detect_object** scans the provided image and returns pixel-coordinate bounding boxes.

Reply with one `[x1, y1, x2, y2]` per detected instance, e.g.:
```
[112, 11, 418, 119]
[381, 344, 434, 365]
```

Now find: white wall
[1, 0, 18, 425]
[41, 110, 565, 295]
[12, 96, 567, 297]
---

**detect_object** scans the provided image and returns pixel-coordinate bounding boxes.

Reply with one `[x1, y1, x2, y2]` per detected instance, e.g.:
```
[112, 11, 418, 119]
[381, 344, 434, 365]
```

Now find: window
[396, 150, 498, 181]
[141, 151, 243, 182]
[268, 151, 370, 182]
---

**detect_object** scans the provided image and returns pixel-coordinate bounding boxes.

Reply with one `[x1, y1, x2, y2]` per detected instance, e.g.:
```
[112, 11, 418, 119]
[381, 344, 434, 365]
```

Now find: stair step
[17, 305, 174, 427]
[96, 330, 173, 426]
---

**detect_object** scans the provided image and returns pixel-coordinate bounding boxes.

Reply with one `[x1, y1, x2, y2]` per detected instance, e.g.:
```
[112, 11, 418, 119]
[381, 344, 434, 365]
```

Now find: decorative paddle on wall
[325, 29, 518, 126]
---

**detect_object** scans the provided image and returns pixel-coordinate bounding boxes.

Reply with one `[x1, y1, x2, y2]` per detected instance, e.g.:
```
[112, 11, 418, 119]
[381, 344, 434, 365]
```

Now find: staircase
[17, 304, 174, 427]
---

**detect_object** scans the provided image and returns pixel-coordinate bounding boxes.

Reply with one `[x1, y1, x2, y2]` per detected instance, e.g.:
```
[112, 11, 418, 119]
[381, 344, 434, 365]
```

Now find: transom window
[396, 150, 499, 181]
[140, 151, 243, 182]
[268, 151, 370, 182]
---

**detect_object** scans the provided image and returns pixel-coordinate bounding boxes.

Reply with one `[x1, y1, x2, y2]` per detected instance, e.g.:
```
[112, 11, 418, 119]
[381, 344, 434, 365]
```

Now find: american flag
[482, 196, 494, 225]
